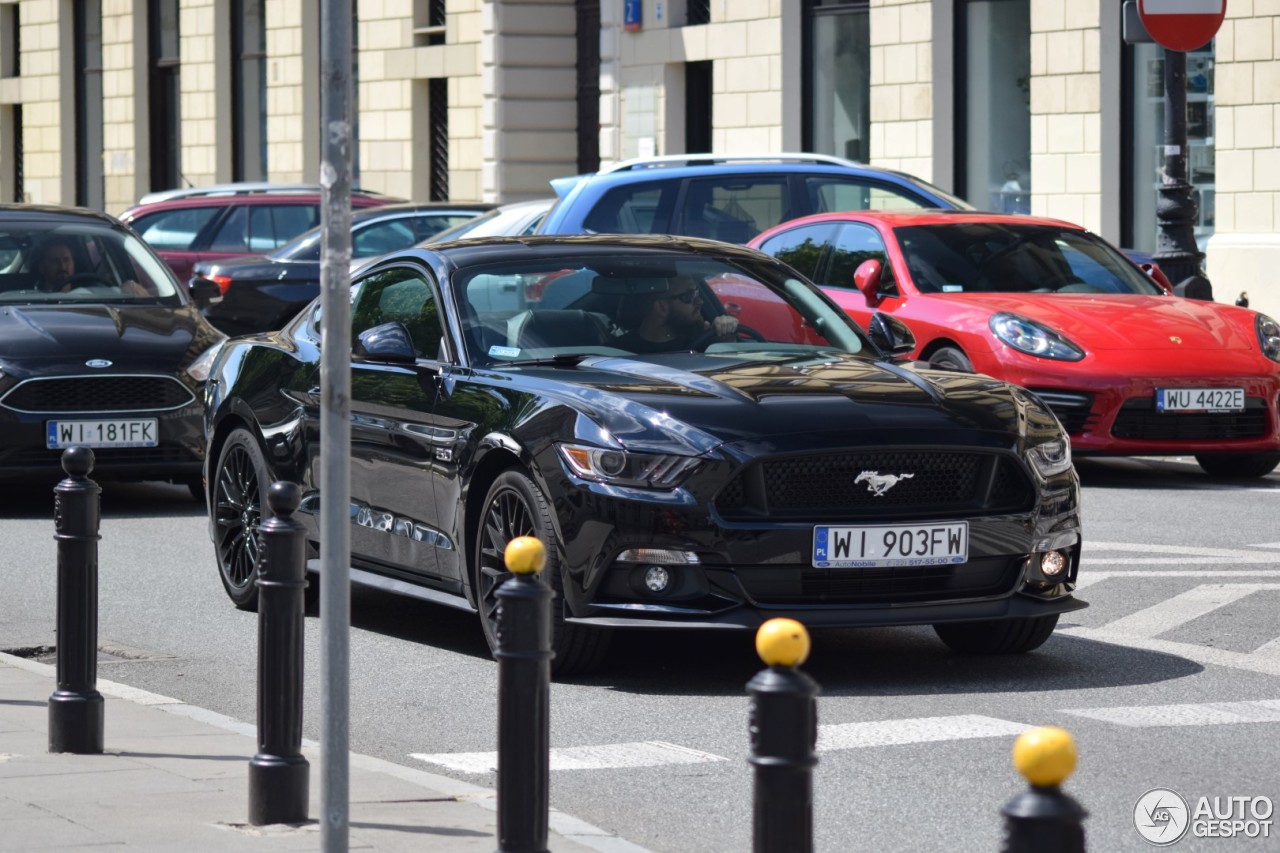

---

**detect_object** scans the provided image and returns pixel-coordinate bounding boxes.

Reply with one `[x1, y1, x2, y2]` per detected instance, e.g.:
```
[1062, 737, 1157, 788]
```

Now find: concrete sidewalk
[0, 653, 646, 852]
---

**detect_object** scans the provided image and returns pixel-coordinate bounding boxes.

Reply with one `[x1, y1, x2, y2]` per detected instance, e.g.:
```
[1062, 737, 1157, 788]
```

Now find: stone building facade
[0, 0, 1275, 316]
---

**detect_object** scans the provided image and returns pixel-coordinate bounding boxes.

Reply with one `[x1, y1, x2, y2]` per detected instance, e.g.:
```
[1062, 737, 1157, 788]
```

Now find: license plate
[813, 522, 969, 568]
[1155, 387, 1244, 413]
[46, 419, 158, 449]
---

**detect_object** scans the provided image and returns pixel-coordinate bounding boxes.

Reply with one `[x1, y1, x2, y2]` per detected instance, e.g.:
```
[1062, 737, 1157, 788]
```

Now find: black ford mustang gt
[0, 205, 225, 495]
[203, 234, 1085, 674]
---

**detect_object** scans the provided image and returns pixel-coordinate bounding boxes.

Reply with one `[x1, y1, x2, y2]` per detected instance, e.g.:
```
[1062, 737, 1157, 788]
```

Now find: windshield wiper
[496, 353, 603, 367]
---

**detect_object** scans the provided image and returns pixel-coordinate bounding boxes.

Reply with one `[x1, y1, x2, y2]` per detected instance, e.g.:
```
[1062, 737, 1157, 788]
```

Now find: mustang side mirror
[355, 321, 417, 364]
[867, 312, 916, 357]
[188, 278, 221, 308]
[853, 258, 884, 306]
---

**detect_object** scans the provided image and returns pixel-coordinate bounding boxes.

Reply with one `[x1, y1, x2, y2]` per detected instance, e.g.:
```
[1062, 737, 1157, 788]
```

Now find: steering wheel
[691, 323, 766, 350]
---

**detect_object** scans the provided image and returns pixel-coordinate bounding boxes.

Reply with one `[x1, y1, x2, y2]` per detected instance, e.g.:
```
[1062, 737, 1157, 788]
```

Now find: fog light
[1040, 550, 1067, 577]
[643, 565, 671, 593]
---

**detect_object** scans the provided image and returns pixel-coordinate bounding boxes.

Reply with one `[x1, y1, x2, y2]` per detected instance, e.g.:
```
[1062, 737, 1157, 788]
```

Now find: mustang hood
[511, 352, 1058, 458]
[983, 293, 1259, 352]
[0, 304, 211, 371]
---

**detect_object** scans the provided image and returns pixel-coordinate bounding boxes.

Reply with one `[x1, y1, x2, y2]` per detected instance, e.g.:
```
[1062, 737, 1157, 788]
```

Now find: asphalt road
[1, 456, 1278, 851]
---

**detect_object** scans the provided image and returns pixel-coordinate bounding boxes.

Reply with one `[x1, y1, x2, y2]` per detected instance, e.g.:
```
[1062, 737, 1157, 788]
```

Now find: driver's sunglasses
[665, 289, 700, 305]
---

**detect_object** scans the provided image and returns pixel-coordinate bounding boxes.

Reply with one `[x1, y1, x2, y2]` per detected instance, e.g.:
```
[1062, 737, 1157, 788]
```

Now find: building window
[231, 0, 266, 182]
[957, 0, 1030, 212]
[685, 61, 712, 154]
[1123, 42, 1214, 254]
[75, 0, 104, 210]
[577, 0, 600, 173]
[414, 0, 446, 47]
[148, 0, 182, 192]
[1, 1, 19, 77]
[803, 1, 869, 162]
[1, 2, 20, 202]
[428, 78, 448, 200]
[686, 0, 710, 26]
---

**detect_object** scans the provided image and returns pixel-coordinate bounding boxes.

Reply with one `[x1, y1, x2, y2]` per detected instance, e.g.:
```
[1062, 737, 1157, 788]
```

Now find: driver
[616, 274, 738, 353]
[33, 237, 77, 292]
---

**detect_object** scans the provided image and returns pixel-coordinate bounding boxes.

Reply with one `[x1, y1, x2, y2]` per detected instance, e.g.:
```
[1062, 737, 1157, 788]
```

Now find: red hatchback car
[120, 184, 402, 283]
[749, 210, 1280, 478]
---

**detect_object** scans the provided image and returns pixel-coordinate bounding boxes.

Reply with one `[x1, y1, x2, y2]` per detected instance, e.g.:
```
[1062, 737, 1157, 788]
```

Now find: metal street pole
[318, 0, 354, 849]
[1152, 47, 1210, 296]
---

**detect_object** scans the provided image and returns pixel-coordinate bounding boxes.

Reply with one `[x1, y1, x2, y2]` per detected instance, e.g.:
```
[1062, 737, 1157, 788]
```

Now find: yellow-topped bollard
[755, 617, 811, 668]
[1013, 726, 1077, 788]
[503, 535, 546, 575]
[1000, 726, 1086, 853]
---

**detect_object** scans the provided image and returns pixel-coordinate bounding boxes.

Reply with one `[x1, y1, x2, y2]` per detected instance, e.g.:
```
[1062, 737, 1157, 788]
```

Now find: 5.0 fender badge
[85, 359, 113, 368]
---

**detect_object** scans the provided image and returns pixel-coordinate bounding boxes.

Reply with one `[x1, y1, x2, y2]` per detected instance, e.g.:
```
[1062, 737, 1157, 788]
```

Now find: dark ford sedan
[204, 235, 1085, 674]
[0, 205, 225, 496]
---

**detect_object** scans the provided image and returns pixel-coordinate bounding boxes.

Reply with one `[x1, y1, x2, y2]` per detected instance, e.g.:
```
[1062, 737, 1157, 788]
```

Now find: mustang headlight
[186, 341, 225, 382]
[557, 442, 701, 489]
[1026, 438, 1073, 479]
[990, 313, 1084, 361]
[1257, 314, 1280, 363]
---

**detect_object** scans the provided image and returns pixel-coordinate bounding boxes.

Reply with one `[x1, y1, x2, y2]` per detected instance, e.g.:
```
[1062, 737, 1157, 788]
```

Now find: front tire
[212, 428, 270, 610]
[1194, 452, 1280, 479]
[928, 346, 974, 372]
[933, 615, 1058, 654]
[475, 469, 611, 676]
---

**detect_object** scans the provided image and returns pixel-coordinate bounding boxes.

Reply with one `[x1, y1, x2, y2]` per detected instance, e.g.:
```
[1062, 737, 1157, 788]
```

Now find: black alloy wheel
[475, 469, 611, 676]
[213, 428, 270, 610]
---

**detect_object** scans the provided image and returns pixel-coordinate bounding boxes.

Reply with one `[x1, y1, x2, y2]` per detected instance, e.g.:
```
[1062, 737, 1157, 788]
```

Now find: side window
[582, 179, 679, 234]
[130, 206, 219, 250]
[680, 177, 788, 242]
[757, 222, 838, 281]
[823, 223, 895, 293]
[806, 177, 929, 214]
[207, 206, 249, 252]
[247, 204, 320, 251]
[351, 267, 443, 360]
[352, 220, 416, 258]
[412, 214, 477, 242]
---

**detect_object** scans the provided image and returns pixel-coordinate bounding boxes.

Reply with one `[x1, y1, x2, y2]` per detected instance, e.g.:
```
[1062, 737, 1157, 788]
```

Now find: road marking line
[1062, 699, 1280, 727]
[1253, 542, 1280, 550]
[1087, 541, 1278, 560]
[817, 715, 1030, 751]
[1253, 637, 1280, 658]
[1057, 626, 1280, 678]
[1098, 584, 1276, 639]
[410, 741, 729, 774]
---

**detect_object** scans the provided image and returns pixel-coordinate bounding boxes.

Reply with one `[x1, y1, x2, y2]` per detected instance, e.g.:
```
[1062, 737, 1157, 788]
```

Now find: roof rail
[135, 182, 396, 205]
[599, 152, 862, 174]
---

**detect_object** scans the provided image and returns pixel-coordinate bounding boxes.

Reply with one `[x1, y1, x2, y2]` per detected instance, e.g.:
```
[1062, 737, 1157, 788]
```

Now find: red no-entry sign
[1138, 0, 1227, 52]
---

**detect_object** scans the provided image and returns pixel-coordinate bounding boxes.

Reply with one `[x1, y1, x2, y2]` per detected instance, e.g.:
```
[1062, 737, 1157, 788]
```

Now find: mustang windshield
[0, 223, 181, 303]
[894, 222, 1163, 296]
[455, 253, 870, 366]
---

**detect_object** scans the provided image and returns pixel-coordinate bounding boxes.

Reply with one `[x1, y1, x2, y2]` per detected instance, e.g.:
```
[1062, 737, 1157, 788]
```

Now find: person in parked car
[33, 236, 151, 296]
[616, 275, 738, 353]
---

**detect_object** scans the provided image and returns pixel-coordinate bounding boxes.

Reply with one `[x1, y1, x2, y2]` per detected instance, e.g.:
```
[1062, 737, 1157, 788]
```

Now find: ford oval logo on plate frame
[85, 359, 113, 368]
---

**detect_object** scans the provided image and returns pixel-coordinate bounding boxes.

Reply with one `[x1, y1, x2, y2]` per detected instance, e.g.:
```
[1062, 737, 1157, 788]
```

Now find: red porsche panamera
[749, 211, 1280, 478]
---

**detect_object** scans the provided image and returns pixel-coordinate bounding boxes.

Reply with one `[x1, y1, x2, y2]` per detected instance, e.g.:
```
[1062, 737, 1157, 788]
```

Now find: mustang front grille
[0, 374, 196, 414]
[1111, 397, 1270, 441]
[732, 556, 1023, 605]
[714, 450, 1036, 521]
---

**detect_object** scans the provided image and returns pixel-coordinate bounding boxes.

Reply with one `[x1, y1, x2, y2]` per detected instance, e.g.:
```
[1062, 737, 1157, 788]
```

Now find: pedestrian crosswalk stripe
[1099, 583, 1276, 639]
[410, 740, 729, 774]
[1062, 699, 1280, 727]
[1057, 626, 1280, 678]
[816, 715, 1031, 751]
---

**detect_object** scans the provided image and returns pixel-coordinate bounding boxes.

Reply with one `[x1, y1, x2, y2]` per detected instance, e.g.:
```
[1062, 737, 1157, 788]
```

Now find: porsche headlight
[1027, 438, 1073, 479]
[557, 443, 701, 489]
[186, 341, 225, 382]
[990, 313, 1084, 361]
[1257, 313, 1280, 363]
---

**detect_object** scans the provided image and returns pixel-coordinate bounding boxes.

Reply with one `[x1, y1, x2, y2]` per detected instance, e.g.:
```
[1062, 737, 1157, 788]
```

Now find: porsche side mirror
[355, 321, 417, 364]
[867, 312, 916, 357]
[1139, 262, 1174, 294]
[853, 258, 884, 306]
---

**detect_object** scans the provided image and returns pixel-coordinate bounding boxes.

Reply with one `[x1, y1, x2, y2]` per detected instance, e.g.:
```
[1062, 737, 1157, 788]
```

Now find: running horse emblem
[855, 470, 914, 497]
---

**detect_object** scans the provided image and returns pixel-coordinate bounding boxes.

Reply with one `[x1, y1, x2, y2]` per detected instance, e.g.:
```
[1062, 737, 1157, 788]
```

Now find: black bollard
[495, 536, 553, 853]
[247, 481, 310, 826]
[747, 618, 819, 853]
[1000, 726, 1087, 853]
[48, 447, 104, 754]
